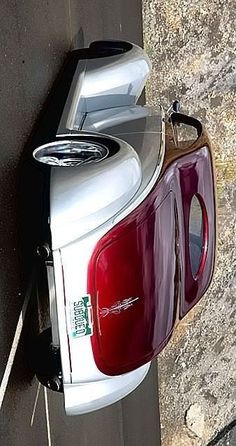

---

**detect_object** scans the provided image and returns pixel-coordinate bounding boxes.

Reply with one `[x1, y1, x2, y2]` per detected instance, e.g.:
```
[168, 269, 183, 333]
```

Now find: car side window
[189, 195, 204, 277]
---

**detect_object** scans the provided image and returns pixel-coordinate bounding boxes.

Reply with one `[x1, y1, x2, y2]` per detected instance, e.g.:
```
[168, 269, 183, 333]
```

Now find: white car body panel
[64, 363, 150, 416]
[50, 135, 142, 250]
[57, 42, 151, 134]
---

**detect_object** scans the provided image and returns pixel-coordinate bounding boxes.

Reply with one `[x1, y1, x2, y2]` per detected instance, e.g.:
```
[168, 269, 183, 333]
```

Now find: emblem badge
[100, 297, 139, 318]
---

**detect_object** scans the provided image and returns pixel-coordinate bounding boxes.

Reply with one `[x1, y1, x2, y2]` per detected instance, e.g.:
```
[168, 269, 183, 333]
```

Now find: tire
[31, 328, 63, 392]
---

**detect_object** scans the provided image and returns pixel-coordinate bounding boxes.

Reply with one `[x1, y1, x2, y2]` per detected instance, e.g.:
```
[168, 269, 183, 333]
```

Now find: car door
[164, 112, 216, 319]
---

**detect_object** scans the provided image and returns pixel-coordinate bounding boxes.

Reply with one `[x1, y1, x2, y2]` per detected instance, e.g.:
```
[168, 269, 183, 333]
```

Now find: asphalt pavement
[0, 1, 161, 445]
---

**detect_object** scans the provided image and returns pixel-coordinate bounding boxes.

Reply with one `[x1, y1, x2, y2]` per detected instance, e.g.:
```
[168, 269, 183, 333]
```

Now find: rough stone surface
[143, 1, 236, 445]
[186, 404, 205, 439]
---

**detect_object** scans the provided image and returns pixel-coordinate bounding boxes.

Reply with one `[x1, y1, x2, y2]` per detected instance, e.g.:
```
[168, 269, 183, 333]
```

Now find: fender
[57, 41, 151, 133]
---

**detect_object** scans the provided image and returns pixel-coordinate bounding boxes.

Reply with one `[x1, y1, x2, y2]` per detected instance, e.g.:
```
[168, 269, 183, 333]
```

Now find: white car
[22, 40, 216, 415]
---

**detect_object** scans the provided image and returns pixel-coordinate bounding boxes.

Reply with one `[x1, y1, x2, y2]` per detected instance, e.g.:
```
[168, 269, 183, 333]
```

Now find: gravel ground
[143, 1, 236, 445]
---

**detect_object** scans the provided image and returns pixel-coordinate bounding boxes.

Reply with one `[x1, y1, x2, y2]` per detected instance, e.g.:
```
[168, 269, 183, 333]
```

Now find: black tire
[30, 328, 63, 392]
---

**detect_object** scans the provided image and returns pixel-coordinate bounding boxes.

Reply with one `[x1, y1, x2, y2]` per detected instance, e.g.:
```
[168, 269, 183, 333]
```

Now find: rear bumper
[64, 362, 150, 415]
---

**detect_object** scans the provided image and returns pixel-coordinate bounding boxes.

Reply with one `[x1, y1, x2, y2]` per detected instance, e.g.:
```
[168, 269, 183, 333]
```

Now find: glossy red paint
[88, 146, 216, 376]
[177, 149, 215, 317]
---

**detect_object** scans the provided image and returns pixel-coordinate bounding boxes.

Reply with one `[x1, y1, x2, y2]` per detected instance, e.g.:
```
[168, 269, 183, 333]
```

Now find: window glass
[189, 195, 204, 277]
